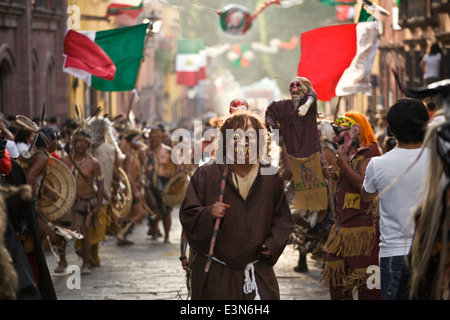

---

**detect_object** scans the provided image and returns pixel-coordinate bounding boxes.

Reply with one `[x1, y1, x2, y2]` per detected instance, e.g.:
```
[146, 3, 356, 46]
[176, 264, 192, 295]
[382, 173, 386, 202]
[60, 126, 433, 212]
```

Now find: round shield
[112, 167, 132, 219]
[162, 171, 189, 207]
[39, 157, 76, 221]
[16, 150, 33, 171]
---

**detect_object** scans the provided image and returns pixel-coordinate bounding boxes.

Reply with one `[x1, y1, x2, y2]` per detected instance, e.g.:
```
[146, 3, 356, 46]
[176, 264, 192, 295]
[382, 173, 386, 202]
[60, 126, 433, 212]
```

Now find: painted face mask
[289, 81, 304, 100]
[334, 115, 361, 159]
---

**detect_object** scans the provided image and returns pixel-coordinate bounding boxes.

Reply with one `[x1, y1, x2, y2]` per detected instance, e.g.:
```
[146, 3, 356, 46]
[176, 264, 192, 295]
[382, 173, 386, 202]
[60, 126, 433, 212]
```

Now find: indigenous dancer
[179, 111, 294, 300]
[74, 117, 122, 266]
[145, 127, 178, 243]
[116, 129, 151, 245]
[58, 129, 103, 274]
[321, 111, 382, 300]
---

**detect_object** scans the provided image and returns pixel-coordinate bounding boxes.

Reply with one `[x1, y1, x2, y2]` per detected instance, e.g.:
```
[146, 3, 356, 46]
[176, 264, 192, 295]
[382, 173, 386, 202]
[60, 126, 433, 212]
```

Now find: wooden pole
[205, 165, 229, 272]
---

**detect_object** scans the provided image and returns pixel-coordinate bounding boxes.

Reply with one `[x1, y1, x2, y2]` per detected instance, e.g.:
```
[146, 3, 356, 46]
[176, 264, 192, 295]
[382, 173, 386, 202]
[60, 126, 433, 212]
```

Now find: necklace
[74, 156, 87, 166]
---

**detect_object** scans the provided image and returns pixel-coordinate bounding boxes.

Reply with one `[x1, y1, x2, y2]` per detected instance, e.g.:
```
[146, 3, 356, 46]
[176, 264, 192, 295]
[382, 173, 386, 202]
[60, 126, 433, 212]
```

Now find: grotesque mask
[289, 81, 304, 100]
[334, 116, 361, 160]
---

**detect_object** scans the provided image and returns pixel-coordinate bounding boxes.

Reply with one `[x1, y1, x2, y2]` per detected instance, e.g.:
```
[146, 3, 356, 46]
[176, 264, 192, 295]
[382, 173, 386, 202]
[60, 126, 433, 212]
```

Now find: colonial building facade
[378, 0, 450, 109]
[0, 0, 68, 120]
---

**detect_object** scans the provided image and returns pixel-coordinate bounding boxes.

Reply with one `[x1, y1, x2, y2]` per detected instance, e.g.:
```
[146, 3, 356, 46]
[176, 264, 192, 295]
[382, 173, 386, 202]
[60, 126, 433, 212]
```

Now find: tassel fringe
[325, 224, 376, 257]
[321, 259, 345, 288]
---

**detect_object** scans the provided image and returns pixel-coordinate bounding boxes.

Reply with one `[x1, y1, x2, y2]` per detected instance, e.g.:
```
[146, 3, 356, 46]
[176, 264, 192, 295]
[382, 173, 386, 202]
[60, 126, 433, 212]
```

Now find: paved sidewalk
[46, 208, 329, 300]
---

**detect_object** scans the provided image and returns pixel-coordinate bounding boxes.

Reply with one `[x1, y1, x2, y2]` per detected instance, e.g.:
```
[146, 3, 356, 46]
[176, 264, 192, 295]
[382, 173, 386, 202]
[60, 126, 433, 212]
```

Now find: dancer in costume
[179, 111, 294, 300]
[58, 129, 103, 274]
[145, 127, 178, 243]
[322, 111, 381, 300]
[116, 129, 152, 245]
[74, 117, 123, 266]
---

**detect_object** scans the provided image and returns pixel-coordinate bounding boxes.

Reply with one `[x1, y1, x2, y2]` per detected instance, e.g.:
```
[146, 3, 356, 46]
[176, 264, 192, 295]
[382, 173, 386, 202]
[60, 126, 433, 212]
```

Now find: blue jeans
[380, 255, 406, 300]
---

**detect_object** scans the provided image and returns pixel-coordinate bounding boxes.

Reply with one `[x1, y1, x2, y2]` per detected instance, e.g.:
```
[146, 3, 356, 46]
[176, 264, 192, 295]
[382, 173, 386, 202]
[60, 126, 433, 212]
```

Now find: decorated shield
[162, 171, 189, 207]
[111, 167, 132, 218]
[39, 157, 76, 221]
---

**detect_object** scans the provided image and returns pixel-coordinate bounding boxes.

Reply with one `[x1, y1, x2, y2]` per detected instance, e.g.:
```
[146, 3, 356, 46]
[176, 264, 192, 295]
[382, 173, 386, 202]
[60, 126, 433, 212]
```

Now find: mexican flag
[63, 23, 148, 92]
[320, 0, 357, 6]
[106, 0, 144, 19]
[297, 7, 379, 101]
[176, 39, 207, 87]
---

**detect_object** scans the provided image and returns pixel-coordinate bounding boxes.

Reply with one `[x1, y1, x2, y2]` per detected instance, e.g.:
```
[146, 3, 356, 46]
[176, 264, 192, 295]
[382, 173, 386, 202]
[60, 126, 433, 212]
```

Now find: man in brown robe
[179, 111, 294, 300]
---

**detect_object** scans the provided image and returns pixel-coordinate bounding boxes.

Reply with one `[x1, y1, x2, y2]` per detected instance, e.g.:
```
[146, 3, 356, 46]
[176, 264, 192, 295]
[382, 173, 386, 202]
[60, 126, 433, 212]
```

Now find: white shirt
[6, 140, 19, 158]
[422, 53, 442, 79]
[363, 147, 429, 257]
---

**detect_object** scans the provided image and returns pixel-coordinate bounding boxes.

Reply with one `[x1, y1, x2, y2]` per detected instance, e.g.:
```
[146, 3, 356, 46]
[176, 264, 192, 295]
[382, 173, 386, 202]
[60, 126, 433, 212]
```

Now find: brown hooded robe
[179, 162, 294, 300]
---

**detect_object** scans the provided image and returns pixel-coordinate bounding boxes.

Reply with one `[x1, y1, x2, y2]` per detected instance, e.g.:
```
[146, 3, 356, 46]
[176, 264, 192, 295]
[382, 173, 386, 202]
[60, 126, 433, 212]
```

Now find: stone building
[0, 0, 68, 120]
[378, 0, 450, 109]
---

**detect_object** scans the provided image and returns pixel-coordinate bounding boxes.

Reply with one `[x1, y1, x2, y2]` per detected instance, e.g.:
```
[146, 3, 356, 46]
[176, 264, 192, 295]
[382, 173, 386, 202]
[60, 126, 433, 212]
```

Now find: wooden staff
[205, 165, 229, 272]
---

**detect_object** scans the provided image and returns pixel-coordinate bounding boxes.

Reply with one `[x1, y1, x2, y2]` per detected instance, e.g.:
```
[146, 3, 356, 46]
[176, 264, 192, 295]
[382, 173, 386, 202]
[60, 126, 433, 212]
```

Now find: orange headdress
[344, 111, 377, 147]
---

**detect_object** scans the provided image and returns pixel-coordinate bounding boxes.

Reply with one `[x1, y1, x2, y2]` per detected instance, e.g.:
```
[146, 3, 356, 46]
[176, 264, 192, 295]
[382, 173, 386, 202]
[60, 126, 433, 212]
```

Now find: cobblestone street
[46, 208, 329, 301]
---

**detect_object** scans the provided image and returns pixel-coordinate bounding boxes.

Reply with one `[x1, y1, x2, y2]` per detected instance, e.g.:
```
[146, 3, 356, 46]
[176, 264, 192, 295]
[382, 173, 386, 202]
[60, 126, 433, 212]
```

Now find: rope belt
[205, 255, 261, 300]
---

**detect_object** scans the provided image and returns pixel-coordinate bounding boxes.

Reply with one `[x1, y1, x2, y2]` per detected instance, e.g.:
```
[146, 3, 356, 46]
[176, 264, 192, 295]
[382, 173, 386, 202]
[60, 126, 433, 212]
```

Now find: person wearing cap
[321, 111, 382, 300]
[58, 128, 103, 275]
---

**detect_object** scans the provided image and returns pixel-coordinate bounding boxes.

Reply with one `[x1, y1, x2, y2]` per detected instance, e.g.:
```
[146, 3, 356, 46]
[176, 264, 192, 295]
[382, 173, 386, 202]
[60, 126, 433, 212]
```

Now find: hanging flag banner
[106, 0, 144, 19]
[63, 23, 148, 92]
[176, 39, 207, 87]
[297, 7, 379, 101]
[63, 29, 116, 83]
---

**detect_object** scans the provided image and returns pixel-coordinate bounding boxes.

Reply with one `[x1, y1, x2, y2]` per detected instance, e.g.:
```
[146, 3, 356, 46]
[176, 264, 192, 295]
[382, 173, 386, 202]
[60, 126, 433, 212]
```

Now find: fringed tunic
[322, 144, 382, 300]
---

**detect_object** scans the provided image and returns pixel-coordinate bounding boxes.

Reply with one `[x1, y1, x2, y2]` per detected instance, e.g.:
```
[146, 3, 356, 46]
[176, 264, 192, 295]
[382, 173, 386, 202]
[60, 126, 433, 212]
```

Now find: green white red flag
[63, 23, 148, 92]
[176, 39, 207, 87]
[297, 7, 379, 101]
[106, 0, 144, 19]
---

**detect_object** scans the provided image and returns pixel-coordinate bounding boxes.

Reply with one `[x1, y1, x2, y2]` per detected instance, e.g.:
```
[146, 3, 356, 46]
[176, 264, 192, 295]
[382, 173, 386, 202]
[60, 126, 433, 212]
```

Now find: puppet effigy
[265, 76, 327, 211]
[265, 76, 328, 274]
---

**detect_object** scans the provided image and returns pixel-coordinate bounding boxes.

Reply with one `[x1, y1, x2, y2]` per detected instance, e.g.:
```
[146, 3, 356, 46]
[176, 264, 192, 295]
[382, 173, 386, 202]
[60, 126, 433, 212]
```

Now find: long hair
[409, 119, 447, 299]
